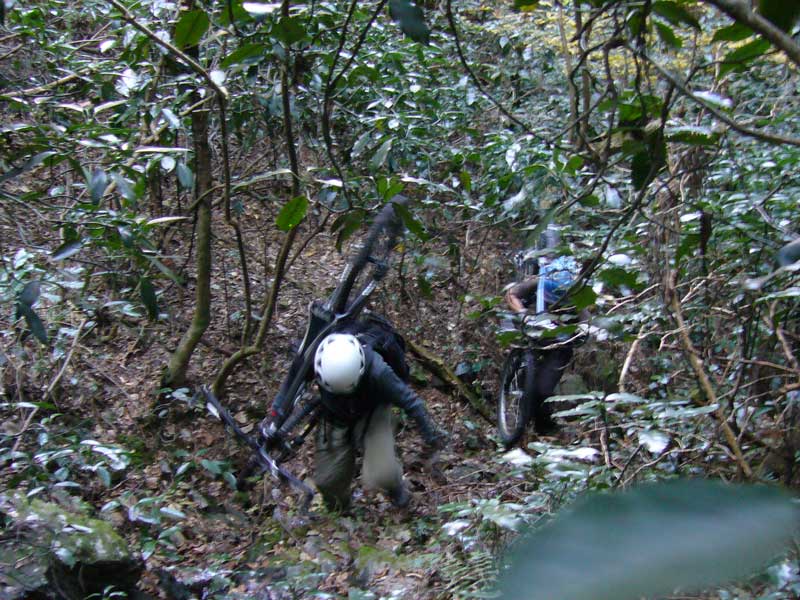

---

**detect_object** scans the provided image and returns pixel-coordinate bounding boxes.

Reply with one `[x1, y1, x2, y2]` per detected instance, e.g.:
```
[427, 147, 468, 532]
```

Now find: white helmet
[314, 333, 366, 394]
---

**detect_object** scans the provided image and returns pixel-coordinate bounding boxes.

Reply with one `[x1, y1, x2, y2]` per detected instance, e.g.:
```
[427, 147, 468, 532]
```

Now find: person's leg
[361, 403, 407, 506]
[532, 346, 573, 433]
[314, 418, 356, 511]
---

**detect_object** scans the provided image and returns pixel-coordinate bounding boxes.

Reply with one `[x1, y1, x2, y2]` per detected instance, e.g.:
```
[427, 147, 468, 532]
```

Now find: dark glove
[421, 430, 448, 482]
[422, 429, 450, 463]
[424, 429, 448, 454]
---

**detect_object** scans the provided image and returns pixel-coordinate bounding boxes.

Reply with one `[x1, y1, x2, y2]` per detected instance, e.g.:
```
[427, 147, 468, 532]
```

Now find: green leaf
[568, 285, 597, 311]
[140, 276, 159, 321]
[758, 0, 800, 32]
[89, 169, 108, 204]
[221, 43, 267, 68]
[496, 329, 524, 346]
[719, 38, 771, 77]
[416, 273, 433, 298]
[161, 107, 181, 129]
[16, 303, 48, 344]
[145, 255, 182, 285]
[0, 151, 56, 185]
[376, 177, 404, 201]
[276, 195, 308, 231]
[176, 162, 194, 189]
[777, 238, 800, 267]
[391, 200, 428, 241]
[351, 131, 372, 158]
[273, 16, 306, 45]
[627, 9, 645, 37]
[112, 171, 137, 202]
[563, 155, 584, 175]
[371, 138, 394, 170]
[500, 480, 798, 600]
[711, 23, 753, 42]
[17, 280, 41, 307]
[382, 182, 406, 202]
[459, 170, 472, 192]
[97, 466, 111, 487]
[200, 459, 223, 475]
[599, 266, 640, 289]
[631, 136, 667, 190]
[665, 125, 719, 145]
[514, 0, 540, 10]
[174, 10, 210, 49]
[655, 21, 682, 49]
[631, 151, 654, 190]
[652, 1, 701, 30]
[388, 0, 431, 44]
[52, 240, 83, 261]
[333, 211, 365, 252]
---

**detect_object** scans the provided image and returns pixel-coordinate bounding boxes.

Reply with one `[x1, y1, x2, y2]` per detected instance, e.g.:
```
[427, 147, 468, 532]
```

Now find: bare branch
[703, 0, 800, 69]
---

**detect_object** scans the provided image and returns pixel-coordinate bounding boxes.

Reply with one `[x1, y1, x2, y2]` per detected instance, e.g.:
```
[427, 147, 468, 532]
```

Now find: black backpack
[339, 312, 410, 382]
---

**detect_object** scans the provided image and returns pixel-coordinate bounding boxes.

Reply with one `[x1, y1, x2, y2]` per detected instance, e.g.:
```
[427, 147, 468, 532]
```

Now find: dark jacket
[318, 346, 440, 445]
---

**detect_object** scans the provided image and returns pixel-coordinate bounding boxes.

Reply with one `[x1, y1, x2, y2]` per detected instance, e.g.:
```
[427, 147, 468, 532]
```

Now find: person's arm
[505, 277, 538, 313]
[367, 351, 444, 446]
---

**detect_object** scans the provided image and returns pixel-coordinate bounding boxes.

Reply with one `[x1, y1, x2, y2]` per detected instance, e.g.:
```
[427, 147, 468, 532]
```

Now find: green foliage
[720, 38, 772, 77]
[175, 10, 211, 49]
[276, 196, 309, 231]
[499, 480, 798, 600]
[758, 0, 800, 32]
[3, 0, 800, 597]
[389, 0, 431, 44]
[1, 413, 133, 492]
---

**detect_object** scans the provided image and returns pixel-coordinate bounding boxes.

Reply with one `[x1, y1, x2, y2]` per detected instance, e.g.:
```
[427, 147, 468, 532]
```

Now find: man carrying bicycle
[504, 226, 585, 435]
[311, 325, 446, 512]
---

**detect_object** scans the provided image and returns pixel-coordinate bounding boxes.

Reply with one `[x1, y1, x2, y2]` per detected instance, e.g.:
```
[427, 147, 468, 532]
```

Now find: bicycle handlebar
[201, 386, 316, 510]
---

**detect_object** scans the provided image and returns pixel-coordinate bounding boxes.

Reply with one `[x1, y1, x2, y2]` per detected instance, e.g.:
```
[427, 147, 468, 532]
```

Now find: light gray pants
[314, 403, 403, 510]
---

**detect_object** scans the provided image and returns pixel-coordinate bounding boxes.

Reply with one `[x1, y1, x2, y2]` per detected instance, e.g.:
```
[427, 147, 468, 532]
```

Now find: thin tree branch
[321, 0, 388, 207]
[640, 49, 800, 147]
[703, 0, 800, 69]
[666, 270, 753, 478]
[445, 0, 548, 143]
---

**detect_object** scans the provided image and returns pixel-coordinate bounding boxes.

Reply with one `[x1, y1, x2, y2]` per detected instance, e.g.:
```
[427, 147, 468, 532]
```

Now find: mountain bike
[497, 230, 583, 449]
[496, 312, 583, 448]
[203, 196, 408, 510]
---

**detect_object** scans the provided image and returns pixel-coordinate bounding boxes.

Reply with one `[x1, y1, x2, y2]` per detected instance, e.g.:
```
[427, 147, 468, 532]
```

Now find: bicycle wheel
[328, 195, 407, 315]
[498, 348, 535, 448]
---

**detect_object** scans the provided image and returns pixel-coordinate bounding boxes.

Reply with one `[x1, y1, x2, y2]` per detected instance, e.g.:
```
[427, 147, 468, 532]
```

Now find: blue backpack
[536, 256, 579, 313]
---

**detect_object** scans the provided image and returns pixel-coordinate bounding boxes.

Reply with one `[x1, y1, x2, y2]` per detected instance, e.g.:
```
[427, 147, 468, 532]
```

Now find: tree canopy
[1, 0, 800, 598]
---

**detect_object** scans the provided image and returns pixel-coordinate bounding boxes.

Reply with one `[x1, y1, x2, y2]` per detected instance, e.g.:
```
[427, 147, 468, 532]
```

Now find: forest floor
[1, 185, 600, 599]
[0, 6, 610, 597]
[94, 198, 575, 599]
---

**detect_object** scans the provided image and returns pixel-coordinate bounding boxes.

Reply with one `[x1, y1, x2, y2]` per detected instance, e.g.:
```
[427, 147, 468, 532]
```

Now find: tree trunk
[576, 1, 591, 150]
[164, 97, 212, 387]
[557, 1, 579, 147]
[163, 1, 214, 388]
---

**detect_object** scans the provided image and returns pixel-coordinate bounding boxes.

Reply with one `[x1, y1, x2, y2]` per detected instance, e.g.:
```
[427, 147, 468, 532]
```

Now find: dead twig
[406, 338, 494, 424]
[666, 270, 753, 478]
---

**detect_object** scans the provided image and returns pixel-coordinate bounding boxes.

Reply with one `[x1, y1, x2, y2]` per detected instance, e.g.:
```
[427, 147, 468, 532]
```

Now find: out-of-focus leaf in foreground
[499, 480, 797, 600]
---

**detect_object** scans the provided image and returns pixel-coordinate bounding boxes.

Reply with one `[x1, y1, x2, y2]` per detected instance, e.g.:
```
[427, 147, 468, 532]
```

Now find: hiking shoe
[534, 416, 560, 435]
[389, 485, 411, 509]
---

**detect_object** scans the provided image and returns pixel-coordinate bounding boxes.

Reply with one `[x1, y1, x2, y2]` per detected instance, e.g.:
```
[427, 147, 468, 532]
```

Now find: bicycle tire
[497, 348, 535, 448]
[266, 196, 407, 434]
[328, 195, 407, 315]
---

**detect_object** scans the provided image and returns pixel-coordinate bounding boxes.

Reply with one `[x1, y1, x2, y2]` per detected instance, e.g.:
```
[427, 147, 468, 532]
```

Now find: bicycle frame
[262, 262, 388, 439]
[201, 385, 317, 510]
[500, 311, 585, 351]
[204, 198, 405, 507]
